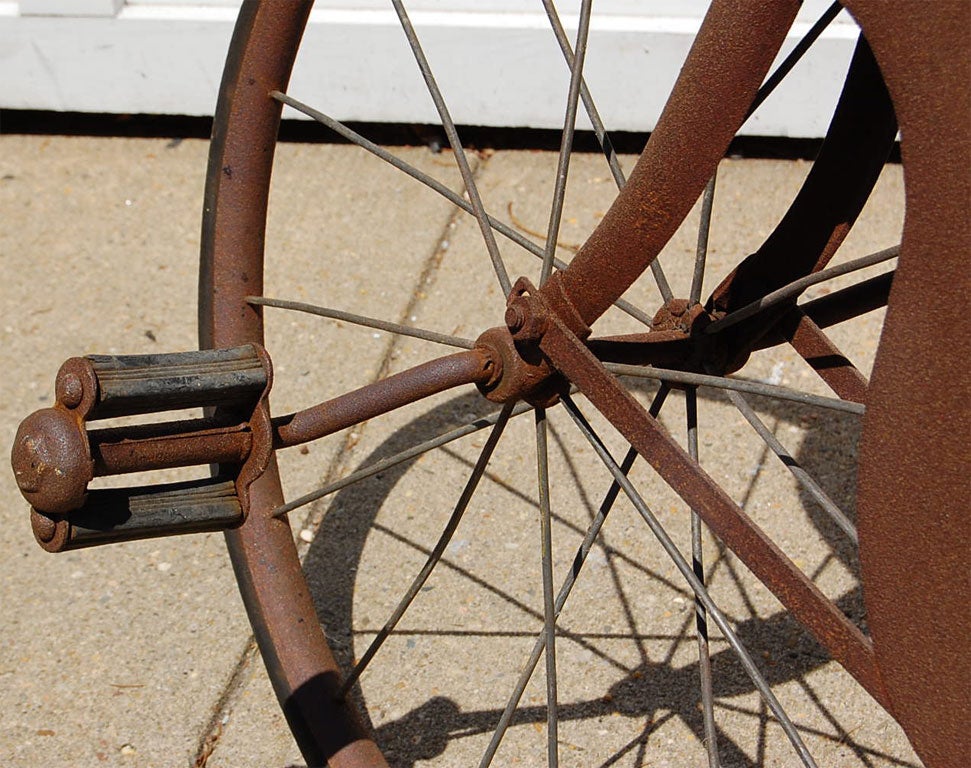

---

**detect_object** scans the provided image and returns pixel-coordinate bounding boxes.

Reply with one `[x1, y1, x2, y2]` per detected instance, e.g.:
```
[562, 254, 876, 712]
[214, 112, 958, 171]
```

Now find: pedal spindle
[11, 345, 272, 552]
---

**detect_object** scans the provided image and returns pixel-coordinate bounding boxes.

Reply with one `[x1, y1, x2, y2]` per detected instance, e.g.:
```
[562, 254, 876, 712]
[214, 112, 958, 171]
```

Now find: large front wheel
[200, 2, 969, 766]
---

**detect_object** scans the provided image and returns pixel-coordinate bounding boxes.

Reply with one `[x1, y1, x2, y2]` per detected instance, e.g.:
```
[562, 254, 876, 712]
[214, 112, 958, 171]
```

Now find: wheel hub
[650, 297, 712, 335]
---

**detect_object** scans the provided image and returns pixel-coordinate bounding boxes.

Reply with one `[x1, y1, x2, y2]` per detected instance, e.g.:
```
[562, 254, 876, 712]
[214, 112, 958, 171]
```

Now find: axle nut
[505, 304, 526, 334]
[505, 296, 548, 342]
[11, 407, 92, 516]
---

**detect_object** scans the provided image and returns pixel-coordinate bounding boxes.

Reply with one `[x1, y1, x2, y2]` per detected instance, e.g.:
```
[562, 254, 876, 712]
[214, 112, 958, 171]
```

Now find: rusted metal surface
[87, 346, 495, 470]
[273, 348, 495, 448]
[89, 419, 253, 475]
[475, 325, 563, 407]
[12, 345, 272, 551]
[11, 0, 964, 763]
[199, 1, 389, 765]
[546, 0, 800, 328]
[198, 1, 969, 764]
[12, 406, 92, 516]
[504, 280, 890, 707]
[842, 3, 971, 766]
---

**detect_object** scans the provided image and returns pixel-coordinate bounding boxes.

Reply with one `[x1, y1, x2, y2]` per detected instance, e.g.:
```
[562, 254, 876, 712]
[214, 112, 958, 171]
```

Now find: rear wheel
[200, 2, 969, 766]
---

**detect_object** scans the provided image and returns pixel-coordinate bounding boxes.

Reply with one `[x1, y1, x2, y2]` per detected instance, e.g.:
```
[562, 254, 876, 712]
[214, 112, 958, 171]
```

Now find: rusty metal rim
[200, 2, 387, 766]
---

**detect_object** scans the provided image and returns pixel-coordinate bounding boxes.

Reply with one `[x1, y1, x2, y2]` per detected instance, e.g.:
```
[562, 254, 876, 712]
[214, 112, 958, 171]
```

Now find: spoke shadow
[301, 392, 497, 718]
[278, 590, 900, 768]
[296, 378, 889, 766]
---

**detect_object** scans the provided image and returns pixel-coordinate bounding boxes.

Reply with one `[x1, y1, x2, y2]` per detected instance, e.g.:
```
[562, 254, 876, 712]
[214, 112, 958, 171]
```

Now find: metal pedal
[11, 345, 273, 552]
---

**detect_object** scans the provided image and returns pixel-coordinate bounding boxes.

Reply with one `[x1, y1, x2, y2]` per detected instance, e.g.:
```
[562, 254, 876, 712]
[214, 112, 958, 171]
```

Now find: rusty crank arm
[12, 345, 495, 552]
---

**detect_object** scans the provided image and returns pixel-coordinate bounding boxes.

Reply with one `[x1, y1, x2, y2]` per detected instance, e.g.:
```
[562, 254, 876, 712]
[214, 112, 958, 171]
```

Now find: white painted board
[1, 0, 858, 137]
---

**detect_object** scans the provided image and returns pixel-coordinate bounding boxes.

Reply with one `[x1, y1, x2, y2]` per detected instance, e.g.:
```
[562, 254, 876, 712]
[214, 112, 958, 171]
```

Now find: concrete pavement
[0, 133, 916, 767]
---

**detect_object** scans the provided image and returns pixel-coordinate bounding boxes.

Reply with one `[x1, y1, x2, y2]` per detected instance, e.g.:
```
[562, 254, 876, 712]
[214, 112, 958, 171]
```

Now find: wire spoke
[561, 394, 819, 768]
[687, 387, 721, 767]
[271, 91, 528, 251]
[272, 401, 533, 518]
[707, 244, 899, 334]
[479, 384, 670, 768]
[691, 173, 718, 306]
[391, 0, 512, 296]
[248, 295, 474, 349]
[724, 388, 858, 544]
[541, 0, 674, 302]
[793, 270, 893, 332]
[535, 407, 559, 766]
[338, 402, 515, 699]
[540, 0, 592, 288]
[746, 1, 844, 120]
[688, 156, 719, 763]
[542, 0, 623, 188]
[271, 91, 654, 327]
[688, 144, 720, 764]
[605, 363, 864, 415]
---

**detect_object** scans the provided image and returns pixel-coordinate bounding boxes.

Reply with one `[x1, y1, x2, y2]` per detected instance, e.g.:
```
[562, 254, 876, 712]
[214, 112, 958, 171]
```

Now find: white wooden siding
[0, 1, 858, 137]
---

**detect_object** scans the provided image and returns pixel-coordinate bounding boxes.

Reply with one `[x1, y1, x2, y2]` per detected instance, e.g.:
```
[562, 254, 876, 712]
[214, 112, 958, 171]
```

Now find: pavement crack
[191, 639, 259, 767]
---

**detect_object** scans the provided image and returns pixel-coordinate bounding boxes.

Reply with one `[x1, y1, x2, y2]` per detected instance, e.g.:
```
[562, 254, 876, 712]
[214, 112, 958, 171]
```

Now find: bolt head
[57, 372, 84, 409]
[506, 297, 548, 342]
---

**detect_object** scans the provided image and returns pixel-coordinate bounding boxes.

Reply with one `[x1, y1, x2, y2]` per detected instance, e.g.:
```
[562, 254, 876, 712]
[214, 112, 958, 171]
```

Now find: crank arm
[12, 344, 496, 552]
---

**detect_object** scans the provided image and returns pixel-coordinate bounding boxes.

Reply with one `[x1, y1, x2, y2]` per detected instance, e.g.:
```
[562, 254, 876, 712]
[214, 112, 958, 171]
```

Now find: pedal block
[58, 345, 270, 420]
[12, 345, 273, 552]
[31, 477, 242, 553]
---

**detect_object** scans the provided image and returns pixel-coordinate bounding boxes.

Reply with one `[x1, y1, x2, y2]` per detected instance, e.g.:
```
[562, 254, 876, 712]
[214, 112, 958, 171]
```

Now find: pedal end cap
[11, 407, 92, 516]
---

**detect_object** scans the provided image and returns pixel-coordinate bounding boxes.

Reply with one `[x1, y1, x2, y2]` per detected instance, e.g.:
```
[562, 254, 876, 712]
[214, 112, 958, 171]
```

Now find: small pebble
[299, 529, 314, 543]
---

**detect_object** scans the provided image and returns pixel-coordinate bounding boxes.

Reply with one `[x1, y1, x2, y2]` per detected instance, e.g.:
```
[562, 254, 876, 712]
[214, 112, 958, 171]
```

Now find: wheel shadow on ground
[297, 381, 899, 767]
